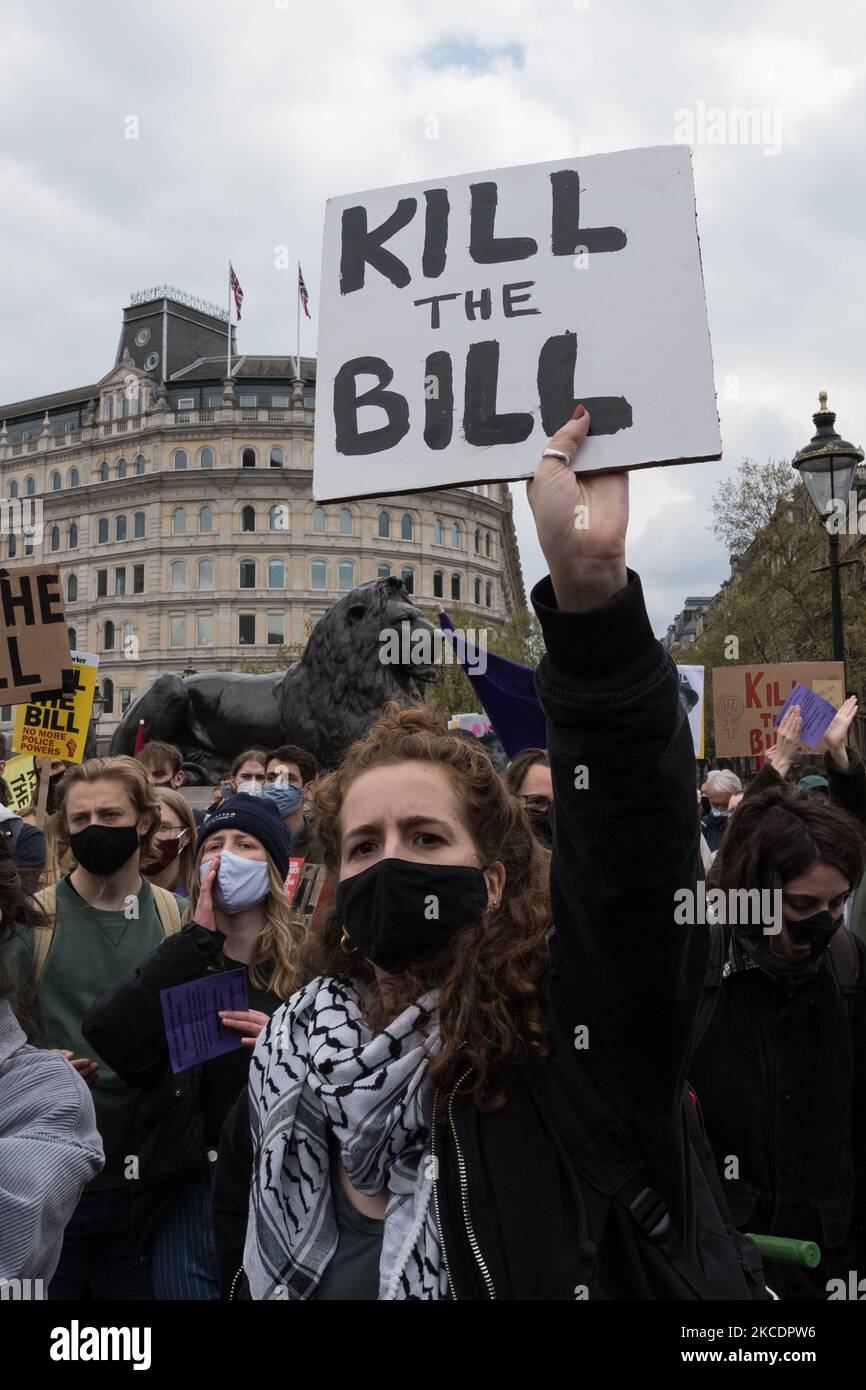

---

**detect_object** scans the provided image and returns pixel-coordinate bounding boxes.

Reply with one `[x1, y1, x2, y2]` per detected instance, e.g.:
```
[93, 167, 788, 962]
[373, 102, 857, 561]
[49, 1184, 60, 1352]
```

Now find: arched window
[452, 522, 461, 549]
[338, 561, 355, 591]
[49, 526, 60, 552]
[68, 627, 76, 650]
[378, 563, 392, 579]
[339, 508, 353, 536]
[474, 527, 481, 554]
[485, 531, 491, 558]
[401, 566, 415, 595]
[474, 578, 481, 605]
[310, 561, 327, 590]
[268, 559, 285, 589]
[242, 448, 256, 468]
[134, 455, 146, 475]
[268, 505, 287, 533]
[401, 514, 413, 541]
[101, 678, 114, 714]
[172, 449, 188, 471]
[486, 581, 493, 608]
[199, 447, 214, 470]
[133, 512, 145, 539]
[115, 515, 127, 542]
[117, 457, 128, 479]
[312, 507, 326, 534]
[97, 517, 109, 544]
[97, 462, 109, 483]
[68, 467, 80, 489]
[199, 506, 214, 535]
[434, 518, 444, 545]
[379, 512, 391, 539]
[7, 536, 16, 558]
[50, 471, 62, 491]
[103, 621, 115, 652]
[241, 506, 255, 533]
[66, 574, 78, 603]
[451, 573, 462, 602]
[170, 560, 187, 591]
[24, 476, 36, 496]
[197, 558, 214, 590]
[171, 507, 187, 536]
[8, 480, 18, 499]
[433, 570, 444, 599]
[67, 522, 78, 549]
[239, 560, 256, 589]
[269, 447, 284, 468]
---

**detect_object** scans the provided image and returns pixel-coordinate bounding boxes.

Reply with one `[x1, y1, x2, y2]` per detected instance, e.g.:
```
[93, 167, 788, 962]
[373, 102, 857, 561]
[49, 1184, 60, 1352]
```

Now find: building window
[173, 449, 188, 471]
[133, 564, 144, 594]
[115, 515, 127, 542]
[97, 517, 109, 544]
[134, 455, 146, 475]
[196, 615, 213, 647]
[115, 568, 126, 596]
[177, 398, 195, 411]
[311, 507, 326, 534]
[267, 613, 285, 646]
[451, 573, 462, 602]
[485, 532, 491, 558]
[120, 688, 132, 715]
[7, 536, 15, 558]
[101, 679, 114, 715]
[239, 560, 256, 589]
[434, 518, 444, 545]
[96, 569, 108, 598]
[486, 581, 493, 608]
[170, 560, 186, 591]
[0, 705, 10, 720]
[199, 447, 214, 470]
[474, 527, 481, 554]
[121, 622, 134, 656]
[338, 561, 355, 591]
[171, 507, 187, 536]
[133, 511, 145, 539]
[197, 558, 214, 590]
[117, 458, 128, 479]
[268, 559, 285, 589]
[24, 475, 35, 497]
[310, 561, 327, 590]
[50, 471, 61, 491]
[453, 522, 462, 549]
[24, 536, 34, 557]
[104, 620, 115, 651]
[474, 578, 481, 605]
[269, 447, 284, 468]
[242, 448, 256, 468]
[401, 566, 415, 595]
[239, 395, 257, 408]
[378, 563, 392, 579]
[199, 506, 214, 535]
[66, 574, 78, 603]
[401, 514, 413, 541]
[8, 481, 18, 499]
[67, 628, 76, 651]
[68, 467, 80, 489]
[241, 506, 255, 533]
[49, 526, 60, 552]
[379, 512, 391, 539]
[67, 522, 78, 549]
[238, 613, 256, 645]
[170, 616, 186, 649]
[272, 394, 290, 409]
[97, 462, 109, 483]
[268, 505, 287, 533]
[339, 508, 353, 536]
[434, 570, 444, 599]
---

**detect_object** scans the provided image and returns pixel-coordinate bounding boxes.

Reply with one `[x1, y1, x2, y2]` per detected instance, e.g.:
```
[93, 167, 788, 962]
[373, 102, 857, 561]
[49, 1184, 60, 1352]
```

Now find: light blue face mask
[263, 783, 303, 818]
[200, 850, 270, 913]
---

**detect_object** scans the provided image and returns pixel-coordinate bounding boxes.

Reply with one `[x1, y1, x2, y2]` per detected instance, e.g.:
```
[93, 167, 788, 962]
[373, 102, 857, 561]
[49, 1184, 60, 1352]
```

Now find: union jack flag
[229, 263, 244, 320]
[298, 264, 311, 319]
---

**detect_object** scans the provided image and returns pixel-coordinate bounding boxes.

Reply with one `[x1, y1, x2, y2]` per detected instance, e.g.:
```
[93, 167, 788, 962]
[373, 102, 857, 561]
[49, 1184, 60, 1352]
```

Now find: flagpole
[227, 262, 232, 378]
[296, 262, 301, 380]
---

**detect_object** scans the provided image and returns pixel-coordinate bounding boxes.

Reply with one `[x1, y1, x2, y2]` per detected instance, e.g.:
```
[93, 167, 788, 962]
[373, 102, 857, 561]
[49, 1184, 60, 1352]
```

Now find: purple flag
[439, 612, 546, 758]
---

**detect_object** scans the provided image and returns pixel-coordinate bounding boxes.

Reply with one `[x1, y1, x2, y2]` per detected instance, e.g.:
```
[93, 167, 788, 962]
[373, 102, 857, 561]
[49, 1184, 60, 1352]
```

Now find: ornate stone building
[0, 287, 525, 745]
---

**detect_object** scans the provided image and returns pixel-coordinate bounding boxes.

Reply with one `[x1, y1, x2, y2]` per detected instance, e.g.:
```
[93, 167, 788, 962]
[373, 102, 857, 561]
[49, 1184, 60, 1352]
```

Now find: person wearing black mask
[689, 783, 866, 1298]
[503, 748, 553, 850]
[7, 756, 184, 1300]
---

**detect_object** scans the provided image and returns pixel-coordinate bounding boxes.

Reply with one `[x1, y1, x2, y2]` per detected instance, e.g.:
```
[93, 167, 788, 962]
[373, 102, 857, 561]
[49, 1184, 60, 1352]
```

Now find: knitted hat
[197, 794, 291, 878]
[799, 774, 829, 792]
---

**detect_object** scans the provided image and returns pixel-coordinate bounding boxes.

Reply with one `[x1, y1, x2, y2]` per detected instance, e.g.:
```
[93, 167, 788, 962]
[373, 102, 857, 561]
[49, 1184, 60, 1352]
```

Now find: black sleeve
[213, 1087, 254, 1300]
[532, 570, 706, 1116]
[82, 922, 226, 1088]
[825, 747, 866, 828]
[742, 762, 785, 800]
[12, 824, 46, 870]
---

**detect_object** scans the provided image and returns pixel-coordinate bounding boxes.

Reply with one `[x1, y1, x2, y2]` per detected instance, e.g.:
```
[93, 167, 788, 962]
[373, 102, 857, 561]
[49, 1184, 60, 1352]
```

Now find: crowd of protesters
[2, 409, 866, 1302]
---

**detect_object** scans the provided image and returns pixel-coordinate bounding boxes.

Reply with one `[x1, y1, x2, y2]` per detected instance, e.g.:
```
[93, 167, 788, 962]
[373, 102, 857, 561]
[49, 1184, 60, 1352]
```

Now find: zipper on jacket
[430, 1087, 456, 1300]
[229, 1266, 243, 1301]
[447, 1066, 497, 1300]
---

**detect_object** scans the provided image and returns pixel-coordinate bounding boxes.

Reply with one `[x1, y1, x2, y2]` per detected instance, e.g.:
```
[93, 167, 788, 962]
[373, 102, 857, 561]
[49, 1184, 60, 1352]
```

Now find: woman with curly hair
[234, 408, 766, 1302]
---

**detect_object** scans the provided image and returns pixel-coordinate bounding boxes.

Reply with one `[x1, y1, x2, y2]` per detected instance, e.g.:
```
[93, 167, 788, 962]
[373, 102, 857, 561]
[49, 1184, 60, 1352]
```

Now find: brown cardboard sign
[0, 566, 70, 703]
[712, 662, 845, 757]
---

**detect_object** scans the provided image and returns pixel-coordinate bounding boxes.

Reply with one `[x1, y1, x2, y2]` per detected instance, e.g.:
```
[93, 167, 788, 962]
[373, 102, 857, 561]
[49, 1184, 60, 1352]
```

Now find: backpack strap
[691, 919, 729, 1053]
[150, 883, 183, 937]
[32, 882, 57, 989]
[2, 817, 24, 855]
[828, 927, 861, 1027]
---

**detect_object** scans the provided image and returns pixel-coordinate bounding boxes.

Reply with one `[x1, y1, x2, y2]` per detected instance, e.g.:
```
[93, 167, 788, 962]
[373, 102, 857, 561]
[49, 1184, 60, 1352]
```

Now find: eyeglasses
[521, 795, 551, 813]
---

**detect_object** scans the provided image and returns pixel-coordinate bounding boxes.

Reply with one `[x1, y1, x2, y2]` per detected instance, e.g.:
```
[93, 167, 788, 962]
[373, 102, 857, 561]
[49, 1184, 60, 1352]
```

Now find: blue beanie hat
[197, 794, 292, 878]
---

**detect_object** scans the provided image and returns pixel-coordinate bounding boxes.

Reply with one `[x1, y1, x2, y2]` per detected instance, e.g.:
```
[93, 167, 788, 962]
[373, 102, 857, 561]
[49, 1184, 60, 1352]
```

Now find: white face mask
[200, 850, 270, 913]
[236, 778, 264, 798]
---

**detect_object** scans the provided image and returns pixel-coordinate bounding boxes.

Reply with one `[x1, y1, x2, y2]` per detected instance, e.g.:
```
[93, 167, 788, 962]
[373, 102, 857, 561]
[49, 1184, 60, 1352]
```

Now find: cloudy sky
[3, 0, 864, 637]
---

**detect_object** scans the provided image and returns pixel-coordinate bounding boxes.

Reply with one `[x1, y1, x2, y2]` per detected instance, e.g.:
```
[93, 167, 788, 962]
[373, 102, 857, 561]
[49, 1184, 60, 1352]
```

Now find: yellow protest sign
[12, 650, 99, 764]
[3, 753, 37, 811]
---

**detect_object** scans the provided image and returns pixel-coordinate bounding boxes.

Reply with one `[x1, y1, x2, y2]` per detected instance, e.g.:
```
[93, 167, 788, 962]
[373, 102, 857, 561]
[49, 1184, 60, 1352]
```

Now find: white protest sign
[314, 144, 720, 501]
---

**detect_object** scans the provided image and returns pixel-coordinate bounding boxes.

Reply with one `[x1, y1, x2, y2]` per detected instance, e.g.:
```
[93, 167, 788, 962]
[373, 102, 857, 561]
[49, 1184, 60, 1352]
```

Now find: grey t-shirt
[312, 1173, 384, 1302]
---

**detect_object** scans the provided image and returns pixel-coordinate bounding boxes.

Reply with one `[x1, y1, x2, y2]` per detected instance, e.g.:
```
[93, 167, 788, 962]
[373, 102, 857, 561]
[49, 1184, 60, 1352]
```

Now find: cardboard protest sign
[160, 968, 249, 1074]
[677, 665, 705, 759]
[0, 566, 70, 703]
[712, 663, 845, 757]
[12, 651, 99, 763]
[2, 753, 37, 811]
[314, 144, 720, 501]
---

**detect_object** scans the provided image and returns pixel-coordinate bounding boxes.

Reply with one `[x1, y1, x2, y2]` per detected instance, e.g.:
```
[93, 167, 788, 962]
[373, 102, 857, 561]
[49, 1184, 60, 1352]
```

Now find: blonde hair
[153, 787, 197, 895]
[56, 756, 161, 867]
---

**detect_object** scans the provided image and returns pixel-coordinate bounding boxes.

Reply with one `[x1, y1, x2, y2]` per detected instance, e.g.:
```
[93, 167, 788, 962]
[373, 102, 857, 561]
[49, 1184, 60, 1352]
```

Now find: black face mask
[69, 824, 141, 877]
[741, 908, 845, 984]
[527, 808, 553, 849]
[785, 908, 844, 964]
[335, 858, 490, 972]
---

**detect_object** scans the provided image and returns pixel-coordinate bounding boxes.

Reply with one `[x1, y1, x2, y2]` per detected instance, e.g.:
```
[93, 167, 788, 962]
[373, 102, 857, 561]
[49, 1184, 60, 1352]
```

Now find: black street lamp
[182, 659, 198, 679]
[792, 391, 864, 669]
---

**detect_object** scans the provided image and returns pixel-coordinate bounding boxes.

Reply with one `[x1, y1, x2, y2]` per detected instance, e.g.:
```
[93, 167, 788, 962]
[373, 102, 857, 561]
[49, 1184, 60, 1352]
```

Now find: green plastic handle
[747, 1234, 821, 1269]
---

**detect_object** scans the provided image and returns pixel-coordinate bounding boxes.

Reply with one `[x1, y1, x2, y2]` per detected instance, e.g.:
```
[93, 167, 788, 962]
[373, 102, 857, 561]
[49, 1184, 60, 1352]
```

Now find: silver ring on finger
[542, 448, 573, 465]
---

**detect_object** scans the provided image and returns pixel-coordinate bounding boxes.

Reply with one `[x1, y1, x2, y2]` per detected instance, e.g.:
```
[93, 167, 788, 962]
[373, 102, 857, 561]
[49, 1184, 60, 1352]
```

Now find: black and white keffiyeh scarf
[243, 975, 448, 1300]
